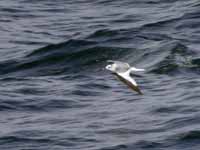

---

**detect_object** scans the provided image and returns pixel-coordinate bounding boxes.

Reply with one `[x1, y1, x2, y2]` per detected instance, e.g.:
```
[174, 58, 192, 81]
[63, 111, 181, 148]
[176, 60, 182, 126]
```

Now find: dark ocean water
[1, 0, 200, 149]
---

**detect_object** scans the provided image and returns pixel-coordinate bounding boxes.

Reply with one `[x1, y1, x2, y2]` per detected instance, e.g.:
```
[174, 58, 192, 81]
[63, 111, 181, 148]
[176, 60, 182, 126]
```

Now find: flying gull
[105, 60, 145, 94]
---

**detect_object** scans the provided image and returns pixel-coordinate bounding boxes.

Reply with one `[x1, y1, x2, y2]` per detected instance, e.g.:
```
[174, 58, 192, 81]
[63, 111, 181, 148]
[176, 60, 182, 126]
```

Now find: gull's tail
[130, 67, 145, 72]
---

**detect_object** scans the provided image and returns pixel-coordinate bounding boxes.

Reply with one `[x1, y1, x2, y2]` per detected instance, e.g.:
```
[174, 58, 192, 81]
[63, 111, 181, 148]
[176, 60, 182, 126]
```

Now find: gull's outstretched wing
[115, 71, 143, 95]
[107, 60, 130, 67]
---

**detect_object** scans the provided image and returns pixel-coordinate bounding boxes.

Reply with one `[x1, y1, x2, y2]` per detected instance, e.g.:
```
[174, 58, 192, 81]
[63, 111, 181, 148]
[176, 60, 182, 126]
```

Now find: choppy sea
[1, 0, 200, 149]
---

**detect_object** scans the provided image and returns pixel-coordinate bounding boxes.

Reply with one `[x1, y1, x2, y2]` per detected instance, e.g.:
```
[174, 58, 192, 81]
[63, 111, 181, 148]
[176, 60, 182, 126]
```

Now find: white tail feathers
[130, 67, 145, 72]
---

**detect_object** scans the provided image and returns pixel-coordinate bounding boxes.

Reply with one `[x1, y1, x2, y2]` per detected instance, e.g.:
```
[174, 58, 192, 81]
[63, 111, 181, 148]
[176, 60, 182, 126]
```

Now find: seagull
[105, 60, 145, 94]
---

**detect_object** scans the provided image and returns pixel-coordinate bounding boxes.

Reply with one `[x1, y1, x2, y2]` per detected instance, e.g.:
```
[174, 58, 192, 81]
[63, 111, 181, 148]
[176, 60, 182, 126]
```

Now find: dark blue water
[1, 0, 200, 149]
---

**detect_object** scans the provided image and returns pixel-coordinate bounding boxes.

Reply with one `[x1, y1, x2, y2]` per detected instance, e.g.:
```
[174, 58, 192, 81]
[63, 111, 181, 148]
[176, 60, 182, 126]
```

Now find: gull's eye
[106, 65, 111, 70]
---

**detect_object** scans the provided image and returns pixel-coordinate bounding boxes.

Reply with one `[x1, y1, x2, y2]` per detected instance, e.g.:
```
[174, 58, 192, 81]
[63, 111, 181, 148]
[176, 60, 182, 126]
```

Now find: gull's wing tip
[128, 82, 143, 95]
[135, 86, 143, 95]
[130, 85, 143, 95]
[107, 60, 115, 63]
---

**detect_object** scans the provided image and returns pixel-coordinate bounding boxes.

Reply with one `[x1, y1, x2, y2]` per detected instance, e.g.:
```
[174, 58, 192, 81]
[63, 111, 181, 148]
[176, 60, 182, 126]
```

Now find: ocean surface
[1, 0, 200, 149]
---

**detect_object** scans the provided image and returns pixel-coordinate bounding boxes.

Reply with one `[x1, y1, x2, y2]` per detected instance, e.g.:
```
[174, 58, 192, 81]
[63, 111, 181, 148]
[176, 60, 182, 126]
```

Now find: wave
[162, 130, 200, 149]
[148, 41, 198, 75]
[0, 39, 131, 77]
[178, 130, 200, 141]
[97, 130, 200, 150]
[0, 31, 199, 78]
[96, 140, 164, 150]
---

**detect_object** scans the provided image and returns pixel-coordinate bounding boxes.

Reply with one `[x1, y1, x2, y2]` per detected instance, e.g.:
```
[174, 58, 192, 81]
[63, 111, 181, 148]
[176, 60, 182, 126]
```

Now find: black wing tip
[135, 87, 143, 95]
[129, 83, 143, 95]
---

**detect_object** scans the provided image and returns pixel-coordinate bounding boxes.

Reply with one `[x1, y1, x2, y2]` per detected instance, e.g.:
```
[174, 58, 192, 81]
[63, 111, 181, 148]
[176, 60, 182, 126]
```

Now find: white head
[105, 64, 117, 72]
